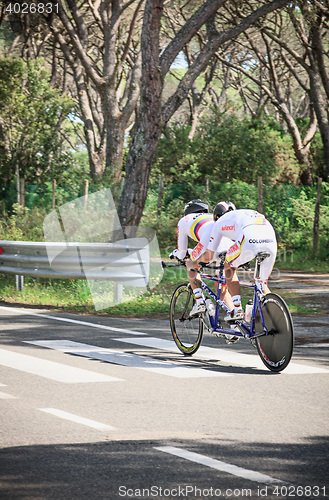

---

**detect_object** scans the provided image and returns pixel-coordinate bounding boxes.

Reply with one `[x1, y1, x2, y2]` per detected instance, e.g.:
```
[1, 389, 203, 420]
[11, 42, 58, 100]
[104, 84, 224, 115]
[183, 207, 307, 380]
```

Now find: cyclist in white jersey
[169, 199, 232, 317]
[207, 201, 277, 322]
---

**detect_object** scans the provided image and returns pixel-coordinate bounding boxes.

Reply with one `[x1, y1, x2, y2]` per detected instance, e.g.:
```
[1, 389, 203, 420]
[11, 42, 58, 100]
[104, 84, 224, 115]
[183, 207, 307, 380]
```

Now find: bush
[0, 204, 46, 241]
[142, 178, 329, 262]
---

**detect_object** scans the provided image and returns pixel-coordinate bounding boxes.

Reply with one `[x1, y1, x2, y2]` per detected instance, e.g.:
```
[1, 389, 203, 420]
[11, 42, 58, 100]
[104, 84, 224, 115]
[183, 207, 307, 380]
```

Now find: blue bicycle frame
[200, 269, 269, 339]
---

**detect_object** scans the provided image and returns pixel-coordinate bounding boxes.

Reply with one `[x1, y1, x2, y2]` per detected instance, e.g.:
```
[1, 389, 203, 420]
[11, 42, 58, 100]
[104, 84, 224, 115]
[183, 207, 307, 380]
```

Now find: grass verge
[0, 265, 188, 317]
[1, 258, 327, 319]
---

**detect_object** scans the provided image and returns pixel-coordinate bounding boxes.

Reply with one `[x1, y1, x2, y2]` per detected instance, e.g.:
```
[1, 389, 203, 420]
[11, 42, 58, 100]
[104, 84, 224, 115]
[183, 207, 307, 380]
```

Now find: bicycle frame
[167, 254, 293, 372]
[200, 269, 269, 339]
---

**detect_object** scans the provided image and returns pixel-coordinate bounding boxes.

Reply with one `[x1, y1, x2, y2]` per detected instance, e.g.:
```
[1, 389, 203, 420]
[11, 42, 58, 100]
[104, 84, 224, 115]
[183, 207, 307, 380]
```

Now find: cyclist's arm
[176, 218, 189, 260]
[207, 221, 222, 260]
[187, 232, 213, 267]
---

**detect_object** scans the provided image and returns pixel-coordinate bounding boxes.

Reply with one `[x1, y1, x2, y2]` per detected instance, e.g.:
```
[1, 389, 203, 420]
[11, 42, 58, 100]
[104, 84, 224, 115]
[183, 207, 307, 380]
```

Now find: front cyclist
[207, 201, 277, 322]
[170, 199, 232, 317]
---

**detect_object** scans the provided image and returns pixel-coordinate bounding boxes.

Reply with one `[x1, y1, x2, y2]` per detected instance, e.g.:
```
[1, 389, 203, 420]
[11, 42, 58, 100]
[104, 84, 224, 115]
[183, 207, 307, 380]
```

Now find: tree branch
[162, 0, 290, 125]
[160, 0, 228, 77]
[55, 0, 103, 86]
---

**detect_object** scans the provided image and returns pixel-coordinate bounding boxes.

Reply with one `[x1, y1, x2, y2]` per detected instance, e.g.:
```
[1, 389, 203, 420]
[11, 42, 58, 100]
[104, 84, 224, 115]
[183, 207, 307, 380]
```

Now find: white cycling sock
[193, 288, 204, 305]
[232, 295, 242, 311]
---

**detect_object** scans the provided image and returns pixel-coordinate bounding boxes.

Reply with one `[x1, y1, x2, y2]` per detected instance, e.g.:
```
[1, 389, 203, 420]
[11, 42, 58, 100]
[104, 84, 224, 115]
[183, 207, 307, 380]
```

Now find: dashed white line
[296, 343, 329, 348]
[114, 337, 329, 375]
[25, 340, 230, 378]
[0, 391, 17, 399]
[39, 408, 116, 431]
[0, 305, 147, 335]
[0, 348, 122, 383]
[155, 446, 283, 485]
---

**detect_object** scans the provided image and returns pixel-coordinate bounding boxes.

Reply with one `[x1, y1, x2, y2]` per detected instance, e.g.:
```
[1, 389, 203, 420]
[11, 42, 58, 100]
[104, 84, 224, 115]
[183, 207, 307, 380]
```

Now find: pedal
[225, 334, 240, 344]
[212, 332, 226, 339]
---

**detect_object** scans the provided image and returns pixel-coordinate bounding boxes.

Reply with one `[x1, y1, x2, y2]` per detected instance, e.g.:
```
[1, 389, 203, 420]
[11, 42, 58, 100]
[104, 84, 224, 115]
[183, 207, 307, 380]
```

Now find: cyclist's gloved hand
[169, 249, 179, 260]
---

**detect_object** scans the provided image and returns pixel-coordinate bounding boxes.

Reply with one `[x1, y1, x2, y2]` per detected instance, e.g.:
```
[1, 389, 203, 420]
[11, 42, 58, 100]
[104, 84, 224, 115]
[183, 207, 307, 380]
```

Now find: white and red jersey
[209, 209, 269, 244]
[176, 213, 214, 262]
[208, 209, 277, 286]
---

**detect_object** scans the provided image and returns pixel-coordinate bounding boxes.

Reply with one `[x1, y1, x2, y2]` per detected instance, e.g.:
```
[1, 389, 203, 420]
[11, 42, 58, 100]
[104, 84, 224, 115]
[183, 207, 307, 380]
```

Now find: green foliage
[194, 112, 279, 182]
[154, 112, 300, 186]
[289, 190, 329, 256]
[142, 177, 329, 263]
[0, 204, 45, 241]
[206, 179, 258, 211]
[0, 57, 75, 185]
[153, 125, 198, 183]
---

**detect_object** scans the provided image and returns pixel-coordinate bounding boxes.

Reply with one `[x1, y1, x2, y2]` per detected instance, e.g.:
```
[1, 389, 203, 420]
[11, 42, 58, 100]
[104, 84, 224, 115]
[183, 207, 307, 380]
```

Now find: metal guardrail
[0, 239, 150, 286]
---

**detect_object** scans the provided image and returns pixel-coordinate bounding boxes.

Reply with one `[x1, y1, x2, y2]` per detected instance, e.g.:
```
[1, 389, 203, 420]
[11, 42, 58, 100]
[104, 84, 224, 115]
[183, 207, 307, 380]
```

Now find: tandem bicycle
[163, 252, 294, 372]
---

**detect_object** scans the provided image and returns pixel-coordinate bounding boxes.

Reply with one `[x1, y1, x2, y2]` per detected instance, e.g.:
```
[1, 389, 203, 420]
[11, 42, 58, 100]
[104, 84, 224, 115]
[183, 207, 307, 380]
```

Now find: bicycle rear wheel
[255, 293, 294, 372]
[170, 283, 203, 355]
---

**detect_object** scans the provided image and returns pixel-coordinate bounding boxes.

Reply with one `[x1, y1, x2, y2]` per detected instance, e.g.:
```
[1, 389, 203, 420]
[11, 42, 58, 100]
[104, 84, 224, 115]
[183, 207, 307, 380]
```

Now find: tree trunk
[118, 0, 164, 230]
[46, 1, 142, 182]
[118, 0, 291, 229]
[104, 117, 125, 183]
[257, 176, 263, 214]
[309, 10, 329, 182]
[309, 69, 329, 183]
[119, 126, 162, 230]
[74, 67, 105, 179]
[157, 175, 164, 218]
[313, 177, 322, 255]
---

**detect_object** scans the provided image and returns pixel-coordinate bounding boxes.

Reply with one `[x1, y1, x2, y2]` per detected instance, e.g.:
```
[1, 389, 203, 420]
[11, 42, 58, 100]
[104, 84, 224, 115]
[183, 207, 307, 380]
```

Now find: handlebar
[162, 254, 251, 271]
[161, 260, 186, 269]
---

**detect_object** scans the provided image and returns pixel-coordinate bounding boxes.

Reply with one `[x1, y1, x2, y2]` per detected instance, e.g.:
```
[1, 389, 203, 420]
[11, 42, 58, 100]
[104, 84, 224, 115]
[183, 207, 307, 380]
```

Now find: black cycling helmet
[184, 199, 209, 216]
[213, 201, 236, 221]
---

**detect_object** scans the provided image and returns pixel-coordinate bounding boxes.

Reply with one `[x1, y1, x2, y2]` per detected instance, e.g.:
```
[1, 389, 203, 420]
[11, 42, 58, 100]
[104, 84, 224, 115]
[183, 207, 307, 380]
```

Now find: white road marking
[0, 348, 122, 383]
[296, 343, 329, 348]
[114, 337, 329, 375]
[39, 408, 116, 431]
[0, 305, 147, 335]
[24, 340, 230, 378]
[0, 391, 17, 399]
[155, 446, 284, 485]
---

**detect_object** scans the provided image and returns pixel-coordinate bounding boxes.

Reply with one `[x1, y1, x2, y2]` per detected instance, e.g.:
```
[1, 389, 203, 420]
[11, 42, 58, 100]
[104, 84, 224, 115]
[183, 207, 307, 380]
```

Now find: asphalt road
[0, 302, 328, 500]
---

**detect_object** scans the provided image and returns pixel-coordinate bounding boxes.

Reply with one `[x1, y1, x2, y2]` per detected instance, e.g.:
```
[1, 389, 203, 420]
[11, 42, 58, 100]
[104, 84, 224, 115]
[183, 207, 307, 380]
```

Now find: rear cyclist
[170, 199, 232, 317]
[207, 201, 277, 322]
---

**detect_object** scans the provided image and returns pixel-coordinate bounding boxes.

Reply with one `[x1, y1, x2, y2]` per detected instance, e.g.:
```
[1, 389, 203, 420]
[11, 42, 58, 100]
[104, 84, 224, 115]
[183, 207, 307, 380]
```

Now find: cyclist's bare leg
[186, 263, 205, 313]
[223, 262, 244, 316]
[194, 250, 235, 309]
[261, 282, 271, 294]
[224, 262, 240, 297]
[219, 283, 234, 310]
[187, 267, 202, 291]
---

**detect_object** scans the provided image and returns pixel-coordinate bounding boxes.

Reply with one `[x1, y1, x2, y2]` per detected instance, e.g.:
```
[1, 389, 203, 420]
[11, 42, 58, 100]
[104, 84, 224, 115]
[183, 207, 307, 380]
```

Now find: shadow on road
[0, 436, 328, 499]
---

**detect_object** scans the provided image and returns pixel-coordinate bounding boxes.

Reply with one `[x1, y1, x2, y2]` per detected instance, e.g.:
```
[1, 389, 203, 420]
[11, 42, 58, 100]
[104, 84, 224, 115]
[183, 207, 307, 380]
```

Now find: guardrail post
[113, 282, 123, 303]
[15, 275, 24, 291]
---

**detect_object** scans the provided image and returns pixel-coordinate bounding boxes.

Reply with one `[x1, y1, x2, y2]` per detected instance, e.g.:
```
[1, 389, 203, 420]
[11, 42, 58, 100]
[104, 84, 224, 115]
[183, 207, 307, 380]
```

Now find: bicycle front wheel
[255, 293, 294, 372]
[170, 284, 203, 355]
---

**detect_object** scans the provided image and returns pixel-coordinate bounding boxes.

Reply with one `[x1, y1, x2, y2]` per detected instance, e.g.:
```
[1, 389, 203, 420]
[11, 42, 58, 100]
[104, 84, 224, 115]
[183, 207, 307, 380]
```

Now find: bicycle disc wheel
[170, 283, 203, 355]
[255, 293, 294, 372]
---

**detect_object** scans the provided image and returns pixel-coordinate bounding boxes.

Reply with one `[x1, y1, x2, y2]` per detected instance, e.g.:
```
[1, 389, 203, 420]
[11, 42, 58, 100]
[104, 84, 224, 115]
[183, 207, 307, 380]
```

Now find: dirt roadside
[269, 270, 329, 345]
